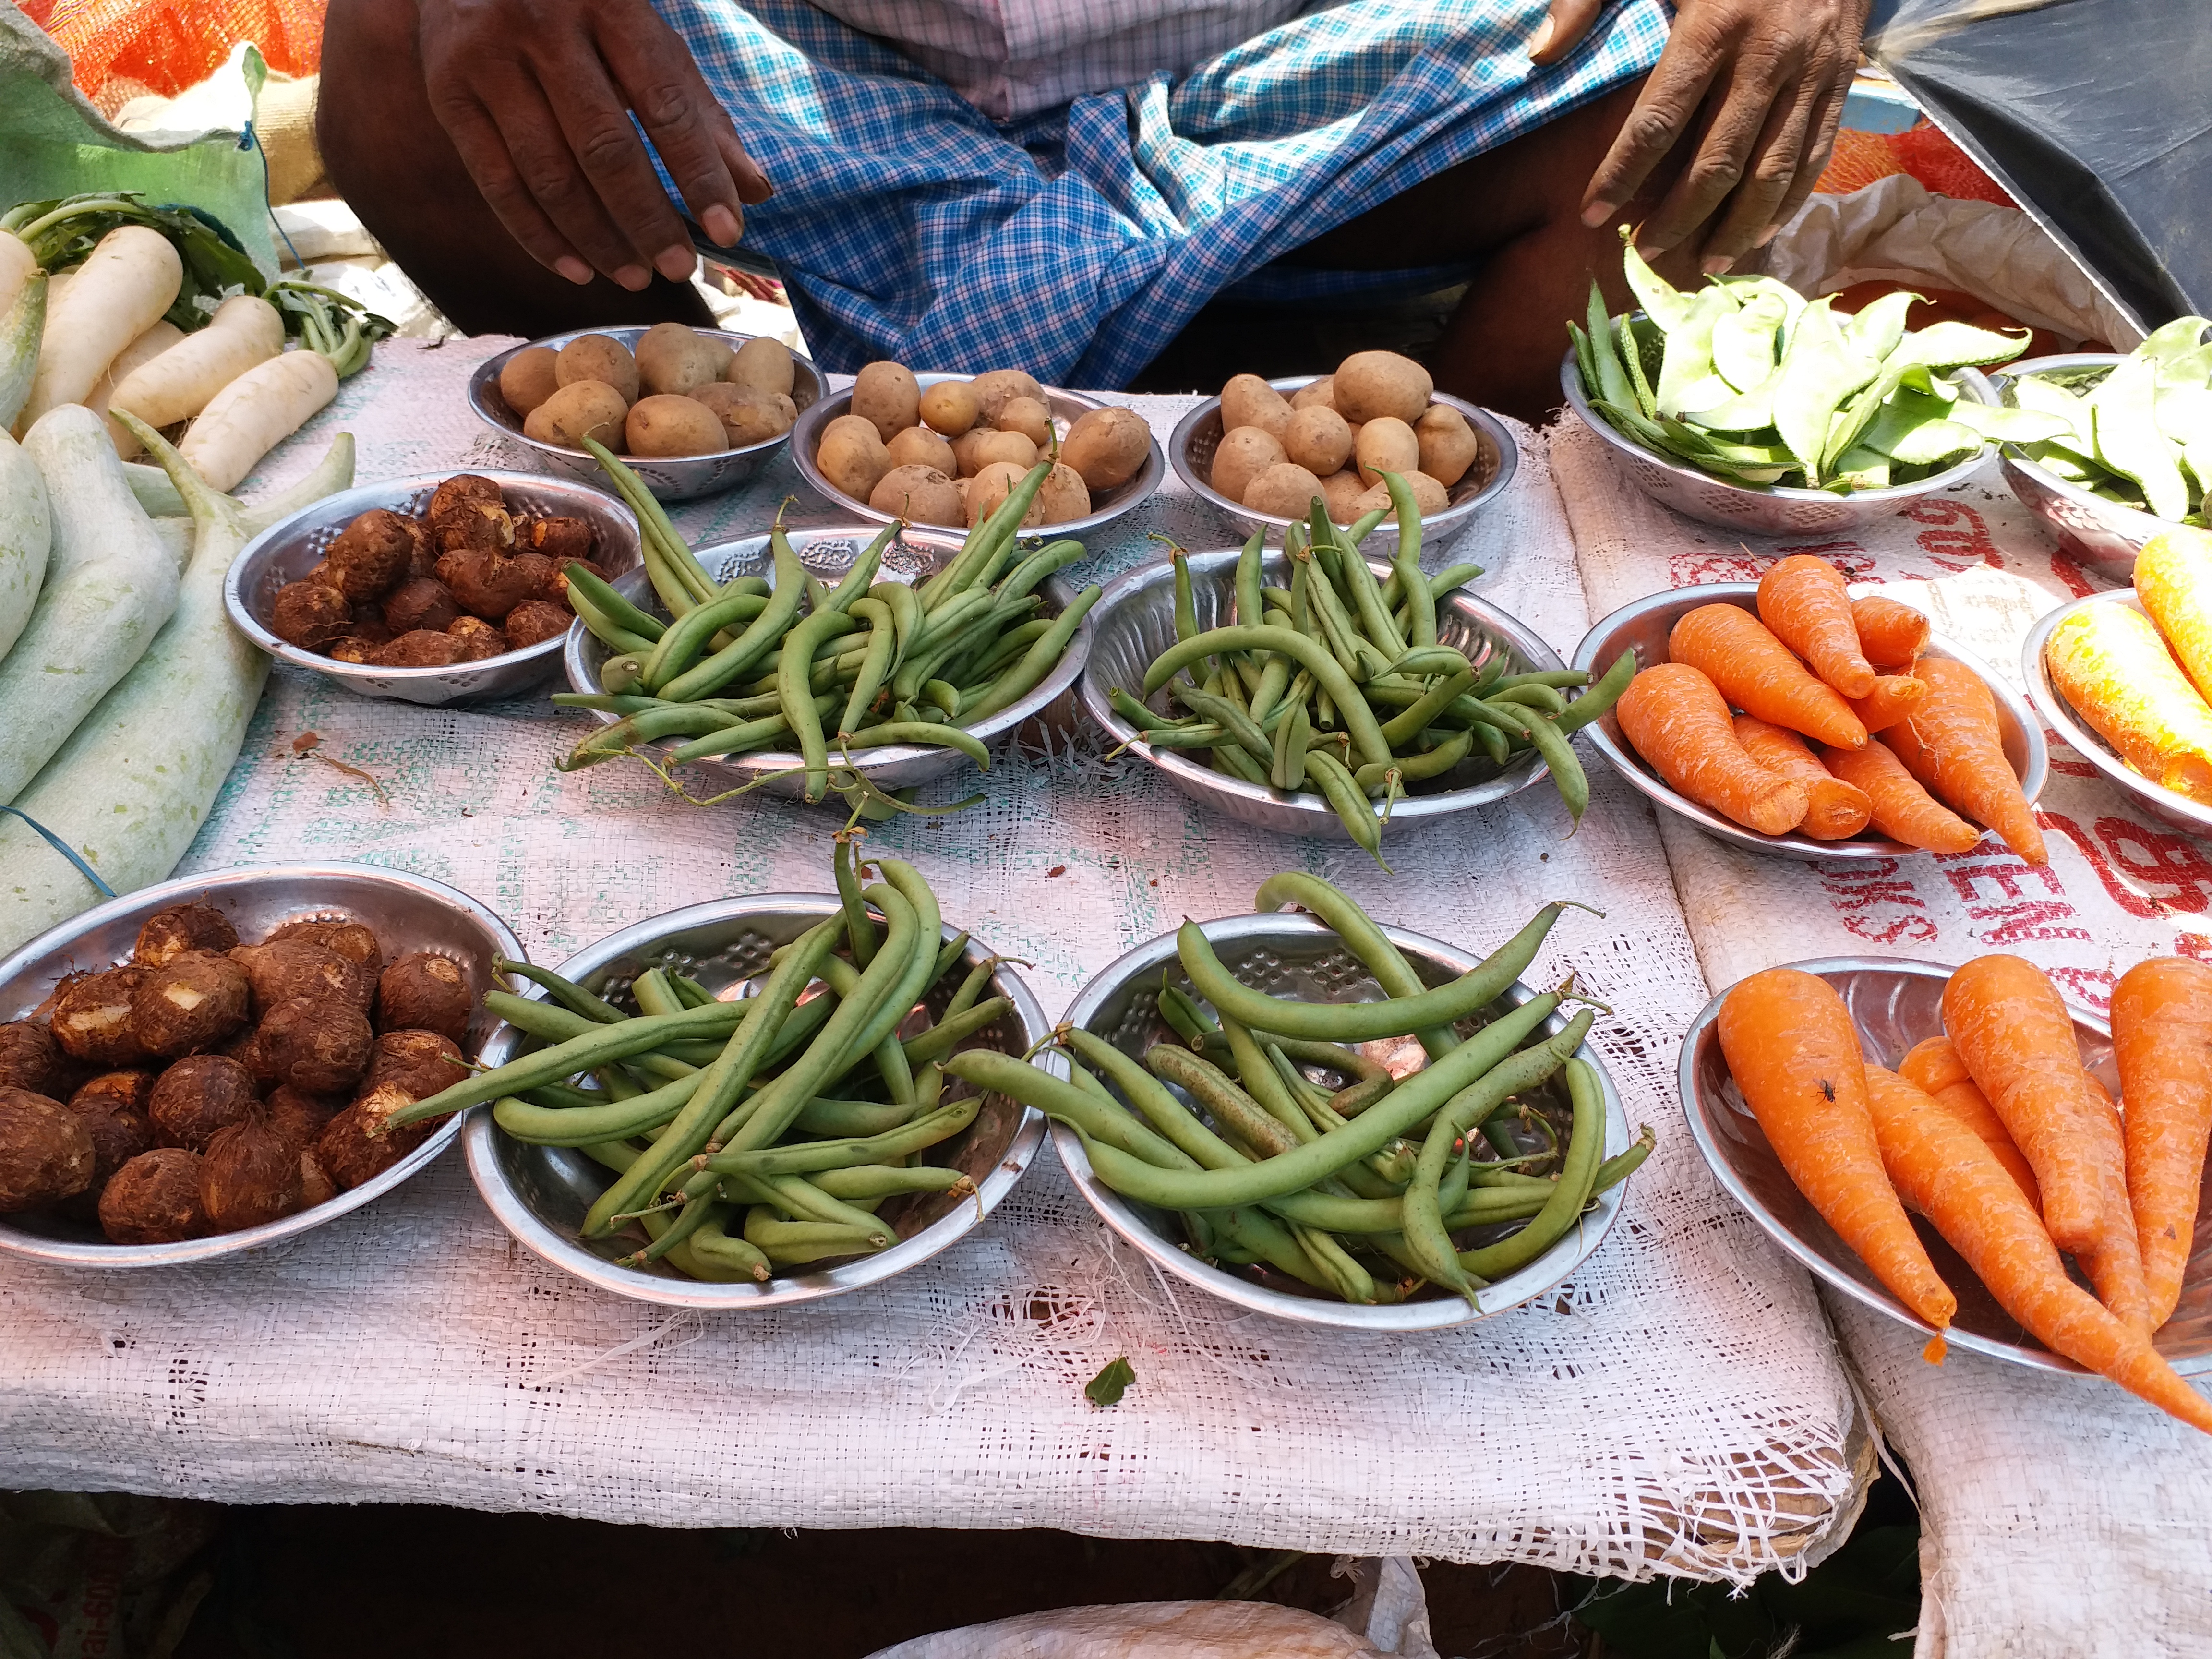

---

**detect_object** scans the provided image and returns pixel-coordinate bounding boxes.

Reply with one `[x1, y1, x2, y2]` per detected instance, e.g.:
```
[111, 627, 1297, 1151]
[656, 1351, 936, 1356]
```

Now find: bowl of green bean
[958, 876, 1644, 1330]
[456, 880, 1050, 1308]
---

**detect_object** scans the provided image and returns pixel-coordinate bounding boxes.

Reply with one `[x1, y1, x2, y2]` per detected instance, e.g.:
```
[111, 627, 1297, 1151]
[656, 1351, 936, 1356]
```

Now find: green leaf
[1085, 1356, 1135, 1407]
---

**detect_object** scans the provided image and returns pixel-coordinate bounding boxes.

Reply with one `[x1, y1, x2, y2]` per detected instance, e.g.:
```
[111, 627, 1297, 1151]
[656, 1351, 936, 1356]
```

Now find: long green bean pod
[1455, 1056, 1606, 1279]
[658, 529, 808, 702]
[1143, 625, 1391, 769]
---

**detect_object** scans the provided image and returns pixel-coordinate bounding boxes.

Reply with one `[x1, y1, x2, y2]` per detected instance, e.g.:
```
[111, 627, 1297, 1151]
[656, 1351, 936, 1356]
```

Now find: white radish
[14, 226, 182, 434]
[0, 231, 34, 325]
[0, 264, 43, 432]
[178, 348, 338, 490]
[0, 427, 51, 664]
[90, 318, 185, 457]
[113, 293, 284, 432]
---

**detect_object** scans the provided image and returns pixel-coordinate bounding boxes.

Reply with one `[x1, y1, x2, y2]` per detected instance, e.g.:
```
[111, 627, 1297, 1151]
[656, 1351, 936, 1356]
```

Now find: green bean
[1379, 473, 1435, 649]
[742, 1211, 885, 1259]
[1260, 1147, 1476, 1234]
[732, 1170, 895, 1244]
[918, 461, 1050, 609]
[1322, 508, 1407, 660]
[1058, 1027, 1246, 1170]
[1456, 1057, 1605, 1279]
[661, 703, 817, 764]
[1297, 541, 1378, 682]
[1217, 1018, 1317, 1144]
[776, 602, 851, 799]
[496, 958, 625, 1023]
[793, 1096, 915, 1137]
[966, 618, 1054, 684]
[868, 578, 923, 665]
[902, 997, 1008, 1064]
[1264, 1043, 1338, 1129]
[1206, 1204, 1336, 1292]
[1480, 699, 1588, 822]
[1211, 743, 1270, 786]
[1139, 723, 1233, 751]
[687, 1212, 772, 1281]
[1170, 544, 1199, 643]
[995, 540, 1088, 607]
[1146, 1044, 1299, 1158]
[1109, 686, 1175, 732]
[1376, 672, 1476, 749]
[1156, 980, 1218, 1046]
[1269, 695, 1310, 792]
[560, 561, 667, 642]
[1143, 626, 1390, 769]
[1032, 1052, 1201, 1168]
[963, 584, 1103, 721]
[834, 837, 878, 968]
[640, 587, 770, 693]
[1490, 682, 1567, 714]
[1292, 1220, 1379, 1303]
[491, 1075, 697, 1145]
[704, 1095, 979, 1176]
[919, 678, 958, 718]
[658, 529, 809, 702]
[518, 1080, 613, 1109]
[1304, 748, 1387, 868]
[1551, 648, 1635, 736]
[1356, 727, 1470, 790]
[811, 1164, 975, 1201]
[1175, 685, 1271, 765]
[834, 596, 897, 734]
[629, 969, 685, 1018]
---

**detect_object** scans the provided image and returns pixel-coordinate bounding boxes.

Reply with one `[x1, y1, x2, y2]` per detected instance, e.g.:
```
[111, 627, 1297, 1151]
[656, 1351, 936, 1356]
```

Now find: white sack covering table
[0, 340, 1863, 1584]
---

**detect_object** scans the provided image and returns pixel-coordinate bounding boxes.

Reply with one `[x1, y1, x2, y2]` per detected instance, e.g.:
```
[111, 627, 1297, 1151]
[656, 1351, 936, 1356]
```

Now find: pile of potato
[0, 900, 477, 1244]
[813, 363, 1150, 529]
[267, 474, 609, 669]
[1207, 350, 1481, 521]
[497, 324, 799, 458]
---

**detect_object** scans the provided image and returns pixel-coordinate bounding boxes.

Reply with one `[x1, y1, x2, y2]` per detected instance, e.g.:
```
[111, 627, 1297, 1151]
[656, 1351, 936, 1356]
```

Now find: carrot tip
[1922, 1333, 1948, 1365]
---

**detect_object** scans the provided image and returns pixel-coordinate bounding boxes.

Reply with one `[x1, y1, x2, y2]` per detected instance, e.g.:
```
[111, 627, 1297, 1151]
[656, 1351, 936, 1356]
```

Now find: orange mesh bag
[33, 0, 323, 112]
[1814, 120, 2013, 207]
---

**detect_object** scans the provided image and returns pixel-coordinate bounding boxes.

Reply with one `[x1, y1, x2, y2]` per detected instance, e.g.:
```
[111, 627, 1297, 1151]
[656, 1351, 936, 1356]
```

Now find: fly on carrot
[1732, 716, 1870, 840]
[1758, 555, 1875, 699]
[1618, 663, 1809, 836]
[1669, 604, 1867, 749]
[2109, 956, 2212, 1327]
[1888, 658, 2046, 865]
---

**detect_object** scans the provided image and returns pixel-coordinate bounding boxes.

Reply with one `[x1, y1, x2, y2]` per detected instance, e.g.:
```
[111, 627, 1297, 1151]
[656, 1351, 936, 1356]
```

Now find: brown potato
[524, 380, 629, 450]
[1334, 350, 1432, 424]
[318, 1088, 433, 1190]
[1290, 377, 1337, 412]
[446, 615, 508, 661]
[1352, 470, 1450, 517]
[375, 953, 472, 1042]
[1208, 426, 1286, 504]
[817, 427, 892, 500]
[625, 393, 727, 458]
[382, 577, 461, 636]
[265, 919, 381, 974]
[966, 461, 1046, 529]
[201, 1110, 303, 1231]
[1036, 462, 1091, 525]
[504, 600, 572, 649]
[131, 950, 250, 1057]
[968, 430, 1039, 473]
[689, 383, 790, 446]
[947, 428, 994, 478]
[369, 630, 468, 669]
[98, 1147, 205, 1243]
[1059, 407, 1148, 492]
[51, 969, 149, 1066]
[1220, 374, 1293, 440]
[635, 322, 730, 397]
[1318, 469, 1367, 525]
[1240, 461, 1328, 518]
[1415, 402, 1479, 487]
[919, 380, 979, 436]
[886, 423, 957, 474]
[133, 902, 237, 969]
[728, 337, 795, 397]
[230, 939, 372, 1016]
[996, 396, 1054, 449]
[361, 1030, 468, 1100]
[270, 579, 353, 651]
[554, 334, 639, 403]
[852, 361, 921, 440]
[0, 1087, 95, 1212]
[148, 1054, 258, 1151]
[867, 463, 963, 527]
[324, 510, 418, 601]
[1353, 415, 1420, 487]
[257, 998, 375, 1094]
[0, 1021, 64, 1095]
[1283, 406, 1353, 476]
[969, 369, 1044, 423]
[497, 346, 560, 417]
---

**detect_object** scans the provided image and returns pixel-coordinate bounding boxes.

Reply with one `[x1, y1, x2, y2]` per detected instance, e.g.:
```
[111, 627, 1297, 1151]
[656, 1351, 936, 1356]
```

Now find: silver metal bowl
[1679, 955, 2212, 1376]
[463, 894, 1048, 1308]
[1166, 376, 1515, 555]
[1081, 549, 1567, 841]
[226, 470, 641, 706]
[1572, 582, 2046, 862]
[1559, 346, 1999, 536]
[0, 863, 524, 1268]
[2023, 589, 2212, 838]
[560, 524, 1091, 800]
[791, 372, 1164, 539]
[1994, 353, 2170, 582]
[466, 325, 826, 502]
[1053, 912, 1634, 1330]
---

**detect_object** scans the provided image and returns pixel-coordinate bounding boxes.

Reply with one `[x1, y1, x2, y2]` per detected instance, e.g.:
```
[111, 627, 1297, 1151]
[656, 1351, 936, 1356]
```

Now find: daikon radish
[13, 227, 182, 435]
[113, 294, 284, 431]
[0, 262, 42, 432]
[0, 427, 51, 663]
[89, 319, 184, 457]
[0, 230, 32, 318]
[179, 349, 338, 491]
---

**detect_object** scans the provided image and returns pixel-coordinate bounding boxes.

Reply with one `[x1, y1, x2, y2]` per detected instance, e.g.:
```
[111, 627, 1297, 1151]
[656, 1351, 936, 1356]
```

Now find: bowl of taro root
[225, 470, 641, 705]
[0, 863, 524, 1267]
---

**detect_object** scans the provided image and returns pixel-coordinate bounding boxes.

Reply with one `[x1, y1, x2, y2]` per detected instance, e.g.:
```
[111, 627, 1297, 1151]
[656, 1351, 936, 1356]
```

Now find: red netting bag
[26, 0, 324, 113]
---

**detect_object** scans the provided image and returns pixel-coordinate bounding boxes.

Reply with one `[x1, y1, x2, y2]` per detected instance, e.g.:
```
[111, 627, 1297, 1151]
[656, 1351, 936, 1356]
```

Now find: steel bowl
[2023, 589, 2212, 838]
[467, 325, 826, 502]
[1993, 353, 2173, 582]
[1680, 955, 2212, 1375]
[463, 894, 1048, 1308]
[226, 470, 641, 706]
[1572, 582, 2046, 861]
[560, 524, 1091, 800]
[1559, 346, 1999, 536]
[792, 372, 1163, 540]
[1053, 913, 1634, 1330]
[1166, 376, 1515, 555]
[0, 863, 524, 1268]
[1081, 549, 1568, 840]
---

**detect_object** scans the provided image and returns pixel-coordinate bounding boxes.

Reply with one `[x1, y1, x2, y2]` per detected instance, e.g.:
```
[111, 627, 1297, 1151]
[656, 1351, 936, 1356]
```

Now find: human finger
[1578, 23, 1727, 227]
[1529, 0, 1605, 67]
[1766, 71, 1851, 240]
[528, 33, 702, 282]
[482, 63, 659, 289]
[1698, 66, 1822, 267]
[427, 77, 630, 287]
[597, 13, 759, 253]
[1633, 36, 1808, 257]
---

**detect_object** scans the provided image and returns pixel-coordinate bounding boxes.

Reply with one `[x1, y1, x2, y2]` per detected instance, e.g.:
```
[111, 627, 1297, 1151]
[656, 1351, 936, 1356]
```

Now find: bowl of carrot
[1681, 955, 2212, 1425]
[1572, 562, 2047, 862]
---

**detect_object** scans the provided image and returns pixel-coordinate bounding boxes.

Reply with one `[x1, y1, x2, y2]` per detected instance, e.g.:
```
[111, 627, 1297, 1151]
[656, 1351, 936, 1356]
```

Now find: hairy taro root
[325, 509, 419, 601]
[231, 939, 373, 1014]
[148, 1054, 260, 1151]
[50, 968, 150, 1066]
[216, 1023, 278, 1090]
[438, 548, 553, 623]
[65, 1073, 156, 1209]
[0, 1021, 63, 1095]
[265, 1083, 342, 1154]
[70, 1068, 157, 1119]
[130, 950, 251, 1056]
[370, 630, 469, 668]
[362, 1029, 468, 1100]
[445, 615, 508, 661]
[523, 516, 596, 563]
[318, 1087, 432, 1190]
[99, 1148, 206, 1243]
[376, 953, 472, 1041]
[0, 1087, 96, 1212]
[134, 902, 238, 967]
[503, 600, 571, 649]
[435, 500, 516, 556]
[426, 474, 505, 533]
[201, 1110, 304, 1231]
[267, 918, 383, 975]
[256, 998, 374, 1094]
[270, 579, 353, 651]
[298, 1148, 338, 1208]
[382, 577, 460, 636]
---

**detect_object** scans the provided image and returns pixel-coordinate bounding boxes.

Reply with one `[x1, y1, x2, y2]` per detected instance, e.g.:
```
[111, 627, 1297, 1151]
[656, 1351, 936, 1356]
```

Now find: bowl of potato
[791, 365, 1163, 537]
[468, 323, 825, 502]
[1167, 353, 1516, 552]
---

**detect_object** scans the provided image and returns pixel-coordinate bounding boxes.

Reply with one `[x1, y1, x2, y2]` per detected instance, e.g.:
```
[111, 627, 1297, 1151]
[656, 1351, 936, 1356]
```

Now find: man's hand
[1534, 0, 1868, 271]
[419, 0, 772, 290]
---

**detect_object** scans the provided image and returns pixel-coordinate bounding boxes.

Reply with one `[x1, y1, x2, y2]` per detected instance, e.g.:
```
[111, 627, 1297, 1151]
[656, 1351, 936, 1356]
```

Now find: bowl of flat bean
[953, 874, 1647, 1331]
[435, 859, 1048, 1307]
[1992, 353, 2185, 582]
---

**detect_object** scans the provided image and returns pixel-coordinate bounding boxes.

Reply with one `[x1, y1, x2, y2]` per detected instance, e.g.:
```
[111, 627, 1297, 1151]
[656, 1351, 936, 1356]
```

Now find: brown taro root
[71, 1068, 157, 1119]
[435, 499, 516, 556]
[445, 615, 508, 661]
[217, 1023, 278, 1090]
[266, 918, 383, 976]
[256, 998, 374, 1094]
[148, 1054, 259, 1151]
[264, 1083, 342, 1154]
[400, 516, 437, 579]
[63, 1084, 156, 1208]
[524, 517, 596, 563]
[426, 474, 505, 534]
[201, 1110, 305, 1231]
[540, 558, 609, 605]
[346, 608, 395, 648]
[439, 548, 553, 622]
[369, 630, 469, 669]
[50, 968, 150, 1066]
[130, 950, 251, 1056]
[318, 1086, 432, 1190]
[325, 509, 420, 601]
[298, 1148, 337, 1208]
[231, 938, 372, 1015]
[0, 1021, 63, 1094]
[376, 952, 472, 1041]
[270, 579, 353, 651]
[502, 600, 571, 649]
[99, 1148, 206, 1243]
[362, 1030, 468, 1100]
[382, 577, 460, 636]
[0, 1087, 96, 1211]
[327, 637, 378, 664]
[134, 902, 238, 967]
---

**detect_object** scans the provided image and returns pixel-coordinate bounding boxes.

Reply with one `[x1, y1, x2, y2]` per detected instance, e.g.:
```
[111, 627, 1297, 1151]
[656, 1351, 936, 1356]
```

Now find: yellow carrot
[2045, 601, 2212, 803]
[2134, 526, 2212, 708]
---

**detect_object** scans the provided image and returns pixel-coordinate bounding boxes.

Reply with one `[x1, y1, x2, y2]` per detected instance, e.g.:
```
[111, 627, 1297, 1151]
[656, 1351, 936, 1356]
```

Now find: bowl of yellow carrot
[2026, 526, 2212, 839]
[1682, 956, 2212, 1410]
[1573, 564, 2047, 863]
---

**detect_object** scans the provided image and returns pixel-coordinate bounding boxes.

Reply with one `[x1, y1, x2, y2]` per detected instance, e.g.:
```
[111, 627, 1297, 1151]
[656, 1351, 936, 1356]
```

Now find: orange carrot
[1618, 663, 1809, 835]
[1846, 673, 1926, 734]
[1897, 1035, 2040, 1212]
[1862, 1064, 2212, 1433]
[1887, 657, 2046, 865]
[1851, 594, 1931, 669]
[1670, 604, 1869, 748]
[1943, 954, 2108, 1255]
[2078, 1075, 2153, 1335]
[1718, 969, 1957, 1336]
[1732, 716, 1871, 840]
[1818, 738, 1981, 853]
[1759, 555, 1876, 698]
[2110, 956, 2212, 1326]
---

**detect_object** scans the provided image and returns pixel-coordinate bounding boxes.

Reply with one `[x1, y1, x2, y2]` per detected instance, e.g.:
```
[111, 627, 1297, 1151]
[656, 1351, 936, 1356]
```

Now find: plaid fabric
[659, 0, 1671, 385]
